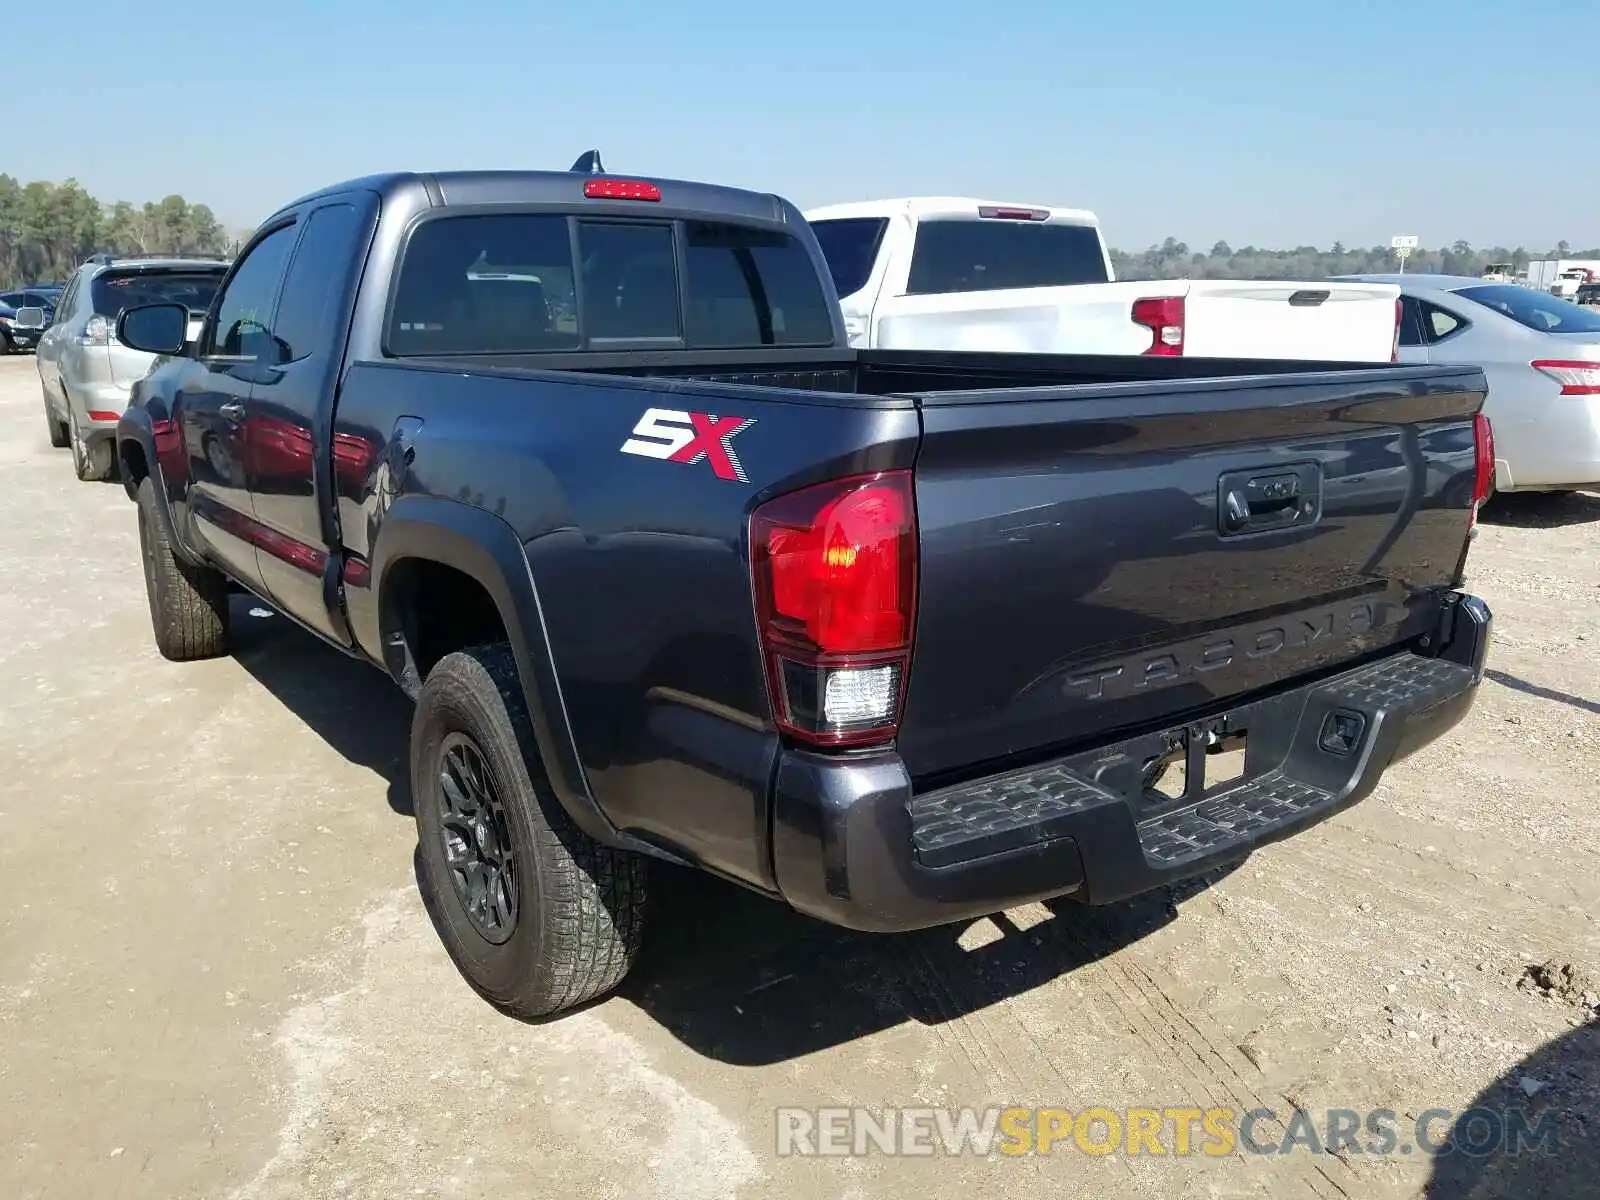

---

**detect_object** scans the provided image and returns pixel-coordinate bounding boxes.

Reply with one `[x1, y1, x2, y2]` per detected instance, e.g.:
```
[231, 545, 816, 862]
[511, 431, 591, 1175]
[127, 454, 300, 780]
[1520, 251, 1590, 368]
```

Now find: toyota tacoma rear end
[110, 158, 1494, 1019]
[766, 370, 1494, 930]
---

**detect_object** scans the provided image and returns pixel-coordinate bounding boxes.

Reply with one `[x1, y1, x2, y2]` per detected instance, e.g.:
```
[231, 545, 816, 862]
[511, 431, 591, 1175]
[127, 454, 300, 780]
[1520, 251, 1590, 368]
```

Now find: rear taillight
[80, 315, 111, 346]
[1469, 412, 1495, 531]
[583, 178, 662, 201]
[1131, 296, 1184, 356]
[1392, 298, 1403, 362]
[1530, 359, 1600, 395]
[751, 471, 917, 748]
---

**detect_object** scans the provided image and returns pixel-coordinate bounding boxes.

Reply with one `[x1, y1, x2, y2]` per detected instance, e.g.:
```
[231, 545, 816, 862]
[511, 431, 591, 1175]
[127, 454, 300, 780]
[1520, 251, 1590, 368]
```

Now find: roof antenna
[569, 149, 605, 175]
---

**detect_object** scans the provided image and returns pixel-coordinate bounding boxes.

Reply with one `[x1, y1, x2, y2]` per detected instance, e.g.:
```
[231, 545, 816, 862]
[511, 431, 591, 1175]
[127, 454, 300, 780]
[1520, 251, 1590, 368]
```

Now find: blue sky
[11, 0, 1599, 250]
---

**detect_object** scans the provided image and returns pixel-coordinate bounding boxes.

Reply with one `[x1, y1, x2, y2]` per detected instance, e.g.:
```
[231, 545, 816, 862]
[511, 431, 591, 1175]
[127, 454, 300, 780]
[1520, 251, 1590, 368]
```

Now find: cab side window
[207, 224, 297, 361]
[270, 204, 364, 364]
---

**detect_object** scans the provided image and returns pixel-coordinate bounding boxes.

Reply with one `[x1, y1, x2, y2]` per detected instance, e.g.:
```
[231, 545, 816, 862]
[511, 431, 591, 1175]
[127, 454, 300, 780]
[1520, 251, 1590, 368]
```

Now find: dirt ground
[1, 354, 1596, 1200]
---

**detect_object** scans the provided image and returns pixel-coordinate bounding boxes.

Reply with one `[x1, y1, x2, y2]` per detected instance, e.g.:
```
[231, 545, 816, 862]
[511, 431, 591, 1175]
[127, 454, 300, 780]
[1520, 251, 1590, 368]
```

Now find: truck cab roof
[805, 196, 1101, 227]
[266, 170, 803, 230]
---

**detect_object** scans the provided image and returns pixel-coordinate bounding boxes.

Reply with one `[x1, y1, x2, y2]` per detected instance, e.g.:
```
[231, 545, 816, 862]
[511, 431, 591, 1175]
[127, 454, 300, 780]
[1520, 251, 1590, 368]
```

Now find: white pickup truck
[804, 197, 1402, 362]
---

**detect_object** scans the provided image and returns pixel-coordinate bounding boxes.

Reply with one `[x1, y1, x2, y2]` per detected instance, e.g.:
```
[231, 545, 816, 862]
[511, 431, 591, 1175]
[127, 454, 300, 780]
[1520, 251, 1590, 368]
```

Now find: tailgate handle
[1287, 289, 1331, 307]
[1219, 465, 1321, 535]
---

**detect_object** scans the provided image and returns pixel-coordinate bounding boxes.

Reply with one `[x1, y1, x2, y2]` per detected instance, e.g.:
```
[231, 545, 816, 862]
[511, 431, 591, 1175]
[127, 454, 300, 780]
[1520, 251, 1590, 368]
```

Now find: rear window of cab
[386, 213, 835, 355]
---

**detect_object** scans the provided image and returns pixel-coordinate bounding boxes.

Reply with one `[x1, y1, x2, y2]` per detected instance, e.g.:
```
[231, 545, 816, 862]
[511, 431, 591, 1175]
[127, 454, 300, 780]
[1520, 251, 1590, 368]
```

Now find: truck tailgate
[1181, 280, 1400, 363]
[899, 366, 1485, 784]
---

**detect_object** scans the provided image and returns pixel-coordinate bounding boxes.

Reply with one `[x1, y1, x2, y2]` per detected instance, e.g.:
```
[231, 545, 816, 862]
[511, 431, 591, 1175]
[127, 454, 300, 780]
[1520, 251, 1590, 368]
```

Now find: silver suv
[36, 256, 229, 480]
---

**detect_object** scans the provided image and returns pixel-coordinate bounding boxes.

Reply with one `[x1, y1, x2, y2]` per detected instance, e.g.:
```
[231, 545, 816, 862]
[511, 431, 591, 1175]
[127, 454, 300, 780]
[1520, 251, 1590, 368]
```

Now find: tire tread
[44, 392, 69, 448]
[416, 644, 647, 1018]
[136, 476, 229, 661]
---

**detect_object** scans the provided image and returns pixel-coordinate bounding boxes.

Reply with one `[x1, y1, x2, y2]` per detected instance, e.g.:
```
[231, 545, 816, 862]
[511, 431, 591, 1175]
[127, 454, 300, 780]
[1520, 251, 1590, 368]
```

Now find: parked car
[804, 198, 1404, 362]
[1, 288, 60, 324]
[0, 302, 42, 354]
[113, 163, 1492, 1020]
[9, 303, 52, 351]
[35, 256, 228, 480]
[1336, 274, 1600, 494]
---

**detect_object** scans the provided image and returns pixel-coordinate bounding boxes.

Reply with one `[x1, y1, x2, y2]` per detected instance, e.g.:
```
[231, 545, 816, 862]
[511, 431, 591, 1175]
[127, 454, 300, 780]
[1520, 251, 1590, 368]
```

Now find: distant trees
[4, 171, 1593, 291]
[0, 176, 233, 287]
[1110, 241, 1600, 282]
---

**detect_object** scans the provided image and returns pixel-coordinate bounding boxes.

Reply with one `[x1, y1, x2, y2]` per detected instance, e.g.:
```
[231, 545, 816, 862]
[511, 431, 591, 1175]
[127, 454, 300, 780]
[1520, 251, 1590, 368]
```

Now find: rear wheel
[136, 475, 230, 660]
[43, 390, 69, 448]
[68, 405, 115, 482]
[412, 643, 648, 1019]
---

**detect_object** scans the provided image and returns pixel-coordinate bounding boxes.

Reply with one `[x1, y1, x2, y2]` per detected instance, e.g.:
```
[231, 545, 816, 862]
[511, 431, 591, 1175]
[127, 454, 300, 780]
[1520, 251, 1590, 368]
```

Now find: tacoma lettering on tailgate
[1064, 601, 1394, 701]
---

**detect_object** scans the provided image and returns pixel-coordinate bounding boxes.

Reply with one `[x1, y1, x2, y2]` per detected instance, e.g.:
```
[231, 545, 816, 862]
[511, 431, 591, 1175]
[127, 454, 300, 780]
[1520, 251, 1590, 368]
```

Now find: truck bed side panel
[334, 361, 918, 888]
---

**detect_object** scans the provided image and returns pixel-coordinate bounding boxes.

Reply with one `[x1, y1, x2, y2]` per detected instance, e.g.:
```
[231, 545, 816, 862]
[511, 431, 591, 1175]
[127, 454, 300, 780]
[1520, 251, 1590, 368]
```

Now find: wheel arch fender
[370, 495, 643, 854]
[115, 408, 198, 564]
[116, 409, 158, 502]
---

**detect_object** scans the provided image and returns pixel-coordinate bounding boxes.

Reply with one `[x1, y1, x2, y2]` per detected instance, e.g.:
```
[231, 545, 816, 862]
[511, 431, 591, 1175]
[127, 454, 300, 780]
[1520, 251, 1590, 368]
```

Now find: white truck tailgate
[1181, 281, 1399, 362]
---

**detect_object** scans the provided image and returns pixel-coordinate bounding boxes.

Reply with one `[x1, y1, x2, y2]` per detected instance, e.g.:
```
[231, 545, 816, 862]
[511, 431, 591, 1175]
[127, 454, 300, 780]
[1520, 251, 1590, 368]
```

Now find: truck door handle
[1224, 487, 1299, 531]
[219, 400, 246, 421]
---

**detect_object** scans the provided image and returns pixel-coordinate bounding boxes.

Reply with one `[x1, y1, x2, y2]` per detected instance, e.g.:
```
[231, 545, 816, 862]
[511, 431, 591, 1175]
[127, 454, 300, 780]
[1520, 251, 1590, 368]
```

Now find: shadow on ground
[1426, 1018, 1599, 1199]
[1485, 669, 1600, 718]
[618, 862, 1235, 1064]
[222, 593, 1238, 1061]
[1480, 491, 1600, 529]
[226, 594, 415, 816]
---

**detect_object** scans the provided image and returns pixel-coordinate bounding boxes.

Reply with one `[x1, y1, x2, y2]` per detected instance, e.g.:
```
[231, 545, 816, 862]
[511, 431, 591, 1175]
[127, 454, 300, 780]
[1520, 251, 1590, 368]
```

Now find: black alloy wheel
[436, 731, 520, 944]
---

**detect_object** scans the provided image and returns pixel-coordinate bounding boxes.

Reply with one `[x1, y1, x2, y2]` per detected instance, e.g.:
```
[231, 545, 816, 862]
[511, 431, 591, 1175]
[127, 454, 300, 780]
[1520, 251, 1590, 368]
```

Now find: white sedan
[1336, 274, 1600, 494]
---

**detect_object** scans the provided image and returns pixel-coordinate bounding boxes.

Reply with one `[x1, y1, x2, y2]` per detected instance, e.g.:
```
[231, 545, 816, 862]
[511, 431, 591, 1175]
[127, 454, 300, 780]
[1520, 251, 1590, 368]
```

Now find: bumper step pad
[908, 652, 1478, 874]
[1137, 772, 1330, 867]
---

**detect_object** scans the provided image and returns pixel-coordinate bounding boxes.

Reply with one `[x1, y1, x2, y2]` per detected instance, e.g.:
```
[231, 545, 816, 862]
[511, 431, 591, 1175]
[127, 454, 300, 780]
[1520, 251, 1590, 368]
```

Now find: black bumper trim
[770, 590, 1491, 932]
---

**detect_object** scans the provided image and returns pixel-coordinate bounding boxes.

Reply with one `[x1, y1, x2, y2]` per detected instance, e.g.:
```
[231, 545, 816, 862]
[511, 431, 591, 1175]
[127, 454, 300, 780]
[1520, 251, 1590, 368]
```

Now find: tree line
[4, 175, 1596, 291]
[1111, 239, 1600, 282]
[0, 176, 240, 289]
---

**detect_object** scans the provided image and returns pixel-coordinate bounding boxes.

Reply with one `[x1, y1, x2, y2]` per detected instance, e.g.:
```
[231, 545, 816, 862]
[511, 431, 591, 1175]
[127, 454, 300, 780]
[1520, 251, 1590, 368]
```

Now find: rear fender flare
[370, 496, 651, 856]
[115, 409, 192, 559]
[116, 410, 158, 501]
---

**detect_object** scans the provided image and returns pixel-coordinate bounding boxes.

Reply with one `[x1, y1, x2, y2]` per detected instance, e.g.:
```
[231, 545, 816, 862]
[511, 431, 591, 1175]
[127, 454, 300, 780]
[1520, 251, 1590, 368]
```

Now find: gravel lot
[1, 353, 1596, 1200]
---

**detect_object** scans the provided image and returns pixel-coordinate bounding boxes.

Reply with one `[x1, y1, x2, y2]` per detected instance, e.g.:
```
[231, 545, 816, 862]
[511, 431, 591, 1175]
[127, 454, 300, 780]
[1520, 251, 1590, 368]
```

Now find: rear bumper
[771, 591, 1491, 932]
[1492, 394, 1600, 490]
[1496, 456, 1600, 492]
[71, 379, 133, 423]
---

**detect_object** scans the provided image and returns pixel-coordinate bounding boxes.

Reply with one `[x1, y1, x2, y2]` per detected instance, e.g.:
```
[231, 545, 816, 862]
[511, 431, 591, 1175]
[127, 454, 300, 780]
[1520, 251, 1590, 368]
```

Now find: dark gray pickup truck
[113, 161, 1495, 1018]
